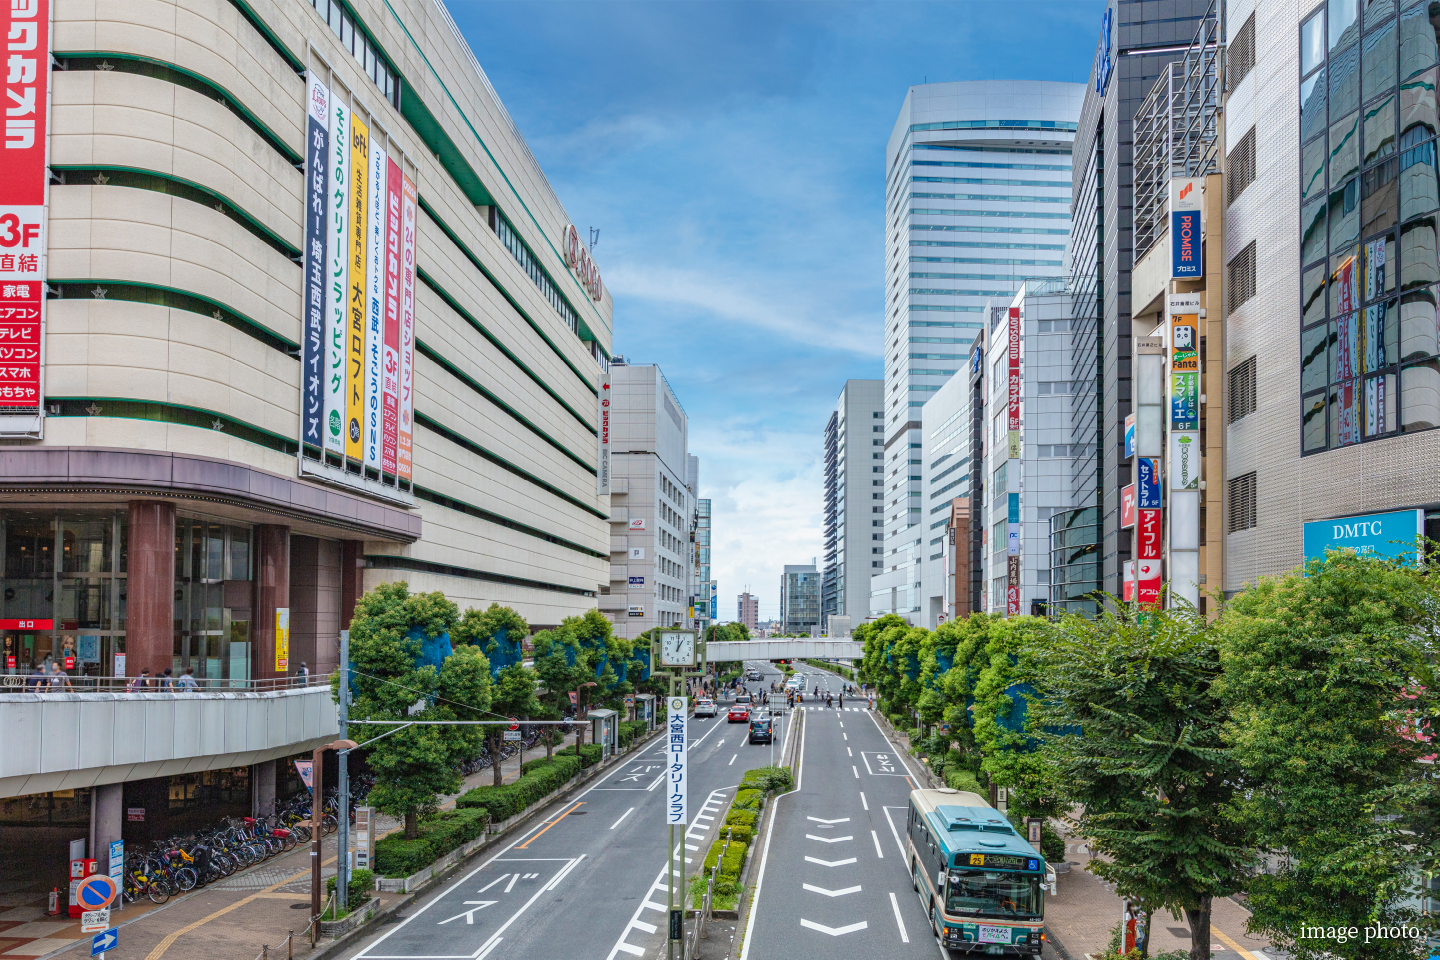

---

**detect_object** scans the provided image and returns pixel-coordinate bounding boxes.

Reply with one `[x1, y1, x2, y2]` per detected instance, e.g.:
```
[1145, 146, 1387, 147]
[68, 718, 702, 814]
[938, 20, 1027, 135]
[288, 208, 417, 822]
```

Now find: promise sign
[1170, 178, 1203, 279]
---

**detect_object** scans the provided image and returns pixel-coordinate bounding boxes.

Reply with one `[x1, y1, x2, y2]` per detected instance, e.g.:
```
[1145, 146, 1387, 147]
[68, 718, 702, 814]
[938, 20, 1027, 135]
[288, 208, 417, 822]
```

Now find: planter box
[320, 903, 375, 938]
[377, 832, 491, 893]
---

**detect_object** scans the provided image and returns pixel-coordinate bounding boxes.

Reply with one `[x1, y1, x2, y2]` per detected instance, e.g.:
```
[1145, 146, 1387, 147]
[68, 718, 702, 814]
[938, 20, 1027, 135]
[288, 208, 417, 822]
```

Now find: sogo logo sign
[563, 224, 603, 301]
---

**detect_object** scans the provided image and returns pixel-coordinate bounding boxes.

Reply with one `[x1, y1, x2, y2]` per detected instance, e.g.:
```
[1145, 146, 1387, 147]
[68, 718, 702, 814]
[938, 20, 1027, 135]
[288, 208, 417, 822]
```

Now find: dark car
[749, 718, 772, 744]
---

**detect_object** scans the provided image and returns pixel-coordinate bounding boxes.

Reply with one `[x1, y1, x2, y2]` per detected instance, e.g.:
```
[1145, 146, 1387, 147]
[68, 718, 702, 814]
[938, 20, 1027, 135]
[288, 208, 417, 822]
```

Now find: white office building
[919, 364, 974, 627]
[822, 379, 884, 631]
[875, 80, 1085, 622]
[601, 363, 694, 637]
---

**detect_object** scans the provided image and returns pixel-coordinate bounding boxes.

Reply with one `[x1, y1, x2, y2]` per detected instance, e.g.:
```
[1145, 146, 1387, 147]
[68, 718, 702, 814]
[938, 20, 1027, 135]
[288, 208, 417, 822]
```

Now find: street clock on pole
[658, 629, 696, 668]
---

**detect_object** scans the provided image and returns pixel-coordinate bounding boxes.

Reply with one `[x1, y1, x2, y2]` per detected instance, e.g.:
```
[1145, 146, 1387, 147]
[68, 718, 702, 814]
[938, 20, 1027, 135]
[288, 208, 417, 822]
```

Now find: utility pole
[336, 630, 350, 911]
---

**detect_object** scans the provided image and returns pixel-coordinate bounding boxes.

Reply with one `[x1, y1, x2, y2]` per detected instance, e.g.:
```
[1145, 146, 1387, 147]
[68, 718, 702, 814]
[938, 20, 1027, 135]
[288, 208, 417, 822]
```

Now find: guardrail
[0, 672, 331, 695]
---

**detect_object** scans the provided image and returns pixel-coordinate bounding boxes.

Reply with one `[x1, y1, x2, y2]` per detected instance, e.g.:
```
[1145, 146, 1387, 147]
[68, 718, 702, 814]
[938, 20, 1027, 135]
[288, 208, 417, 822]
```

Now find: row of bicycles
[456, 726, 551, 778]
[122, 790, 349, 904]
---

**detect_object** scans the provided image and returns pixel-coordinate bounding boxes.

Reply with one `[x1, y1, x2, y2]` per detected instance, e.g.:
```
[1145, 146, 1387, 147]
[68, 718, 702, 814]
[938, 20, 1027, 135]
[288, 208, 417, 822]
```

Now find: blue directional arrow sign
[91, 929, 117, 956]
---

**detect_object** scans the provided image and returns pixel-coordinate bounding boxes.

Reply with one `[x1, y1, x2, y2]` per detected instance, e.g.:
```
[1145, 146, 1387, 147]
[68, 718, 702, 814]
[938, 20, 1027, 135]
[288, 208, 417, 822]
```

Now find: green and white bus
[906, 787, 1047, 955]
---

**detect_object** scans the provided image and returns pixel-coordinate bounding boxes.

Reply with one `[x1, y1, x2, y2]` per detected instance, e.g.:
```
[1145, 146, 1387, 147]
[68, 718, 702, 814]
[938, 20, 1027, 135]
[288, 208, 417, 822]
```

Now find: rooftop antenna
[588, 227, 600, 252]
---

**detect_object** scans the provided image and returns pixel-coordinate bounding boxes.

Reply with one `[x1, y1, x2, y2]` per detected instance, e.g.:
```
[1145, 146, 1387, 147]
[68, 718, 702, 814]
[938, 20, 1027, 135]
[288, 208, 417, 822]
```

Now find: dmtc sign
[1302, 509, 1424, 565]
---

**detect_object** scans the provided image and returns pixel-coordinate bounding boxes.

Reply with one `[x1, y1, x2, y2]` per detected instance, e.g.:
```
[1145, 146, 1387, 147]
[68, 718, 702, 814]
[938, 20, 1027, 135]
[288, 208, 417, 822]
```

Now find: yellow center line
[1213, 926, 1263, 960]
[516, 802, 585, 850]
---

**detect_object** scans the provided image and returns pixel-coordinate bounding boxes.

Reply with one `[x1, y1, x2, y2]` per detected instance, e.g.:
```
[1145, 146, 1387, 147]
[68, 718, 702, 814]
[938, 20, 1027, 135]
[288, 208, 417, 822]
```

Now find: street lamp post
[310, 738, 358, 928]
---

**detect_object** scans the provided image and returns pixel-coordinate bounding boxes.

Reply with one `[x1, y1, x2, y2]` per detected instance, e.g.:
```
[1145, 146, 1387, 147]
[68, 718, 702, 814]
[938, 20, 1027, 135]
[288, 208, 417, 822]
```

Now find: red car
[727, 704, 750, 723]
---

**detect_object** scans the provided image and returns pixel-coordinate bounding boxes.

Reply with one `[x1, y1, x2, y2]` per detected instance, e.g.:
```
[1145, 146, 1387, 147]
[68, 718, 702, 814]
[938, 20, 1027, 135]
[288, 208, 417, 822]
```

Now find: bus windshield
[945, 869, 1043, 920]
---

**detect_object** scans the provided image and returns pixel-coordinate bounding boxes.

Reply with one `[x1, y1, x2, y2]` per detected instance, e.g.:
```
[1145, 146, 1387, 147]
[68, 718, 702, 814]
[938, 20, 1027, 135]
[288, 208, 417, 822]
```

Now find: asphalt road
[344, 667, 787, 960]
[743, 663, 945, 959]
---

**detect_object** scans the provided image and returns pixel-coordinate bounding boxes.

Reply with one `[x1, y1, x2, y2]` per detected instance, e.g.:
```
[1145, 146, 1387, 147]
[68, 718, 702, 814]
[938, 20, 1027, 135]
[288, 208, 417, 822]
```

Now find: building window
[1228, 472, 1258, 533]
[1227, 127, 1257, 205]
[1229, 356, 1258, 423]
[1230, 12, 1257, 89]
[306, 0, 400, 109]
[1229, 240, 1257, 313]
[1297, 1, 1433, 455]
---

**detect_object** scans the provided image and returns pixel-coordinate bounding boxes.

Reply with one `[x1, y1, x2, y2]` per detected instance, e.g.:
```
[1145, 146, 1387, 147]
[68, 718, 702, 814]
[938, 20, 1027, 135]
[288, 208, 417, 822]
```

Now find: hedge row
[456, 754, 582, 821]
[374, 809, 488, 878]
[701, 837, 750, 879]
[326, 867, 375, 904]
[555, 743, 603, 767]
[617, 720, 649, 750]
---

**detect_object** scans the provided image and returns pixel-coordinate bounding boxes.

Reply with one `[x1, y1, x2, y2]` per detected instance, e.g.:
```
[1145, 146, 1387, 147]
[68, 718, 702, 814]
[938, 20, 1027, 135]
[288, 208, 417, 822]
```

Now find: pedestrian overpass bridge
[704, 639, 862, 663]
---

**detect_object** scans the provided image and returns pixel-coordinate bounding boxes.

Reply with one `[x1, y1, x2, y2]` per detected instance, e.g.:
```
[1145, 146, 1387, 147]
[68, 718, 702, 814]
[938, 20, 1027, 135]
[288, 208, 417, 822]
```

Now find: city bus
[906, 787, 1047, 955]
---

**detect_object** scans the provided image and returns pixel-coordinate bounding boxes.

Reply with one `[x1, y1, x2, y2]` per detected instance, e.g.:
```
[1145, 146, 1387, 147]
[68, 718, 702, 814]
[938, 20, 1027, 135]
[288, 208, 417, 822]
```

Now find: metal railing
[0, 672, 332, 696]
[1132, 0, 1223, 263]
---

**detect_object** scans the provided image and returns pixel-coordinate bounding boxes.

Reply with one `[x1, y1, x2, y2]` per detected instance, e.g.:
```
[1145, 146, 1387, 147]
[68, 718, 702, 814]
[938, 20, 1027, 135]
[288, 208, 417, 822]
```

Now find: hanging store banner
[1168, 296, 1200, 374]
[0, 0, 51, 424]
[275, 607, 290, 672]
[363, 135, 386, 472]
[666, 696, 687, 825]
[381, 157, 402, 476]
[1135, 509, 1163, 605]
[345, 113, 370, 464]
[710, 582, 717, 620]
[300, 74, 329, 450]
[1136, 457, 1161, 510]
[1006, 307, 1021, 459]
[1169, 178, 1203, 279]
[1170, 431, 1200, 490]
[1006, 555, 1021, 616]
[1170, 372, 1199, 431]
[398, 173, 417, 482]
[597, 374, 612, 494]
[323, 97, 351, 457]
[1121, 483, 1136, 529]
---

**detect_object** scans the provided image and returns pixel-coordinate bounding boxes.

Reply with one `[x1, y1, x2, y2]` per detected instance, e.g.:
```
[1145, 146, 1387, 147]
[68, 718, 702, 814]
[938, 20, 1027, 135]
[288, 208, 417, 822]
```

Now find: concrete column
[340, 539, 365, 629]
[290, 537, 343, 676]
[252, 525, 290, 681]
[91, 784, 123, 872]
[252, 761, 277, 817]
[126, 501, 175, 677]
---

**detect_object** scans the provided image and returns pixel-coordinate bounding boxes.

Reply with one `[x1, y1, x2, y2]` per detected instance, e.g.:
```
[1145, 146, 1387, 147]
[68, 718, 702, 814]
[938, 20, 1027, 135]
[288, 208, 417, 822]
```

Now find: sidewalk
[1046, 837, 1272, 960]
[2, 733, 578, 960]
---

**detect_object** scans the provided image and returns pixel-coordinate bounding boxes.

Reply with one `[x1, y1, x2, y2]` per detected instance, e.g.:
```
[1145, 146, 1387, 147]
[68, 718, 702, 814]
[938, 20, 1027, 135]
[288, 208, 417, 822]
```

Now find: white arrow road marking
[807, 817, 849, 824]
[802, 883, 861, 897]
[804, 856, 858, 867]
[800, 919, 869, 936]
[889, 891, 910, 943]
[436, 901, 497, 924]
[805, 834, 853, 843]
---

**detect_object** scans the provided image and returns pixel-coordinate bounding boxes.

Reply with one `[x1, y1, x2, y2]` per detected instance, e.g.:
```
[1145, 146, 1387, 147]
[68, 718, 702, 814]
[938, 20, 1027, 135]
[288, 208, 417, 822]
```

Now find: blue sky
[452, 1, 1100, 623]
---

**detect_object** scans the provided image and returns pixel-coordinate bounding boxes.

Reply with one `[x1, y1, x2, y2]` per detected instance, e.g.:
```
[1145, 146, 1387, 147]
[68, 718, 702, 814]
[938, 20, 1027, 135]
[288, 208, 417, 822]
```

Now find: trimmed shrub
[327, 868, 375, 905]
[456, 754, 582, 821]
[732, 789, 762, 811]
[945, 767, 985, 796]
[724, 809, 757, 829]
[555, 743, 603, 768]
[372, 809, 488, 878]
[617, 720, 649, 750]
[1041, 823, 1066, 863]
[721, 824, 754, 846]
[740, 766, 793, 794]
[702, 838, 725, 874]
[374, 837, 433, 878]
[720, 840, 748, 878]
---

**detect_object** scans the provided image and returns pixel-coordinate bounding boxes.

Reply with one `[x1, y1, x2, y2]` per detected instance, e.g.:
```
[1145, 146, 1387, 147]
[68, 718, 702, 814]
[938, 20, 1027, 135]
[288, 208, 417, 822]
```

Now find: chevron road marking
[805, 834, 853, 843]
[803, 856, 857, 867]
[801, 883, 862, 897]
[800, 919, 868, 936]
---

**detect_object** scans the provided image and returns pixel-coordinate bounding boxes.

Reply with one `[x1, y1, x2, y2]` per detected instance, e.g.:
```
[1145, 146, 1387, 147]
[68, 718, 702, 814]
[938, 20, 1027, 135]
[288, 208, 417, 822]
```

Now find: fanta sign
[1302, 509, 1423, 566]
[562, 224, 603, 301]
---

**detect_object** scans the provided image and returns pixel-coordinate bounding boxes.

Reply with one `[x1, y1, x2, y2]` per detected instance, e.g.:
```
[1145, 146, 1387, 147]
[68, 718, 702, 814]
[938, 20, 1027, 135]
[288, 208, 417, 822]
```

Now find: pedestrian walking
[26, 663, 46, 691]
[159, 668, 174, 691]
[176, 667, 199, 692]
[127, 669, 150, 692]
[294, 661, 310, 687]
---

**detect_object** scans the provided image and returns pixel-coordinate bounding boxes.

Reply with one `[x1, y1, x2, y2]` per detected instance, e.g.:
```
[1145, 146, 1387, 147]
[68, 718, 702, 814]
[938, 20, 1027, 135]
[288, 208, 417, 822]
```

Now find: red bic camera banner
[1, 0, 51, 414]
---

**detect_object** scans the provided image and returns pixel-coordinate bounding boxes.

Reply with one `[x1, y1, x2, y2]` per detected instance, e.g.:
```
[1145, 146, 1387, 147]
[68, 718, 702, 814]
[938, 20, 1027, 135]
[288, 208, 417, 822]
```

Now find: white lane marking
[889, 891, 910, 943]
[629, 919, 658, 935]
[609, 807, 635, 831]
[729, 753, 737, 765]
[476, 939, 503, 960]
[847, 747, 853, 757]
[470, 857, 582, 957]
[739, 705, 803, 960]
[843, 732, 848, 740]
[852, 765, 859, 778]
[642, 900, 666, 912]
[800, 919, 868, 936]
[804, 856, 858, 867]
[503, 873, 519, 894]
[860, 792, 868, 811]
[806, 834, 853, 843]
[881, 806, 909, 860]
[685, 844, 700, 851]
[838, 722, 843, 727]
[802, 883, 861, 897]
[695, 813, 714, 821]
[614, 944, 644, 957]
[872, 830, 884, 859]
[865, 708, 922, 778]
[476, 874, 508, 894]
[807, 817, 849, 824]
[647, 771, 665, 791]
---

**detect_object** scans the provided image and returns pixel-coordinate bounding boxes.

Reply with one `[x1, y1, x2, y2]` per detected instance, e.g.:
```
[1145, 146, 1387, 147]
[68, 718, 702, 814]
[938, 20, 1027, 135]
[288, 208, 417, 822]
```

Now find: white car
[694, 699, 717, 718]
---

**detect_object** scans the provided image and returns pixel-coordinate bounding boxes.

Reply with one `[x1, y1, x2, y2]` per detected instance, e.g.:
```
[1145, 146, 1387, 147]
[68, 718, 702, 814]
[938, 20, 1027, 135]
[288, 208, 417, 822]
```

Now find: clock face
[660, 631, 694, 666]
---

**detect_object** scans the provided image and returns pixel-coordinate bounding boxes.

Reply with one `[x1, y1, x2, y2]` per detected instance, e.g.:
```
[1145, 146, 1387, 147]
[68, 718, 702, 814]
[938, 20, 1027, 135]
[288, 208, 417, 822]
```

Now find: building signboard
[381, 157, 403, 476]
[629, 518, 646, 531]
[0, 0, 51, 435]
[1170, 179, 1203, 279]
[1136, 457, 1161, 510]
[1170, 431, 1200, 490]
[666, 696, 687, 825]
[1302, 509, 1424, 565]
[1124, 414, 1135, 458]
[275, 608, 290, 672]
[1006, 306, 1021, 615]
[363, 134, 386, 472]
[323, 96, 351, 457]
[398, 173, 416, 482]
[562, 224, 603, 302]
[1121, 484, 1135, 529]
[300, 74, 329, 451]
[345, 112, 369, 466]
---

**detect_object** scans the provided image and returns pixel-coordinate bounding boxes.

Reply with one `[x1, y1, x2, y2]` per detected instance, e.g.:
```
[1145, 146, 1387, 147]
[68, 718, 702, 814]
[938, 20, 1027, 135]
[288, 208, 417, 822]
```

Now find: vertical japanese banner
[300, 74, 329, 451]
[398, 173, 417, 482]
[666, 696, 687, 826]
[0, 0, 51, 420]
[323, 96, 351, 457]
[596, 374, 611, 494]
[381, 157, 402, 476]
[1006, 306, 1021, 616]
[345, 113, 370, 464]
[1136, 456, 1163, 606]
[363, 135, 386, 471]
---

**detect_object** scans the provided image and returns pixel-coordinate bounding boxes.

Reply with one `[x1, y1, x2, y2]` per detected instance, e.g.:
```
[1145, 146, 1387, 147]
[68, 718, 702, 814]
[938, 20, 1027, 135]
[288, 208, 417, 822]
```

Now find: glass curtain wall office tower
[875, 81, 1084, 622]
[823, 379, 884, 631]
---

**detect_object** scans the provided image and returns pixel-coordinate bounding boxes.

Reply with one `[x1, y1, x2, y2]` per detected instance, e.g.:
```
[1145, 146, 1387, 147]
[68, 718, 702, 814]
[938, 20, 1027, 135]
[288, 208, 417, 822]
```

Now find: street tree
[483, 663, 542, 785]
[1215, 551, 1440, 960]
[343, 582, 493, 839]
[1035, 599, 1251, 960]
[970, 615, 1062, 821]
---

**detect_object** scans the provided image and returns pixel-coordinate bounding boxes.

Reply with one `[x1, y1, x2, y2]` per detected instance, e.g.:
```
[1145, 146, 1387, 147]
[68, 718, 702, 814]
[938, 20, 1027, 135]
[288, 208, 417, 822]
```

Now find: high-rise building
[822, 380, 884, 631]
[919, 361, 974, 627]
[1221, 0, 1440, 586]
[779, 564, 820, 636]
[738, 592, 759, 631]
[692, 493, 712, 631]
[1068, 0, 1216, 599]
[875, 80, 1084, 623]
[602, 363, 693, 637]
